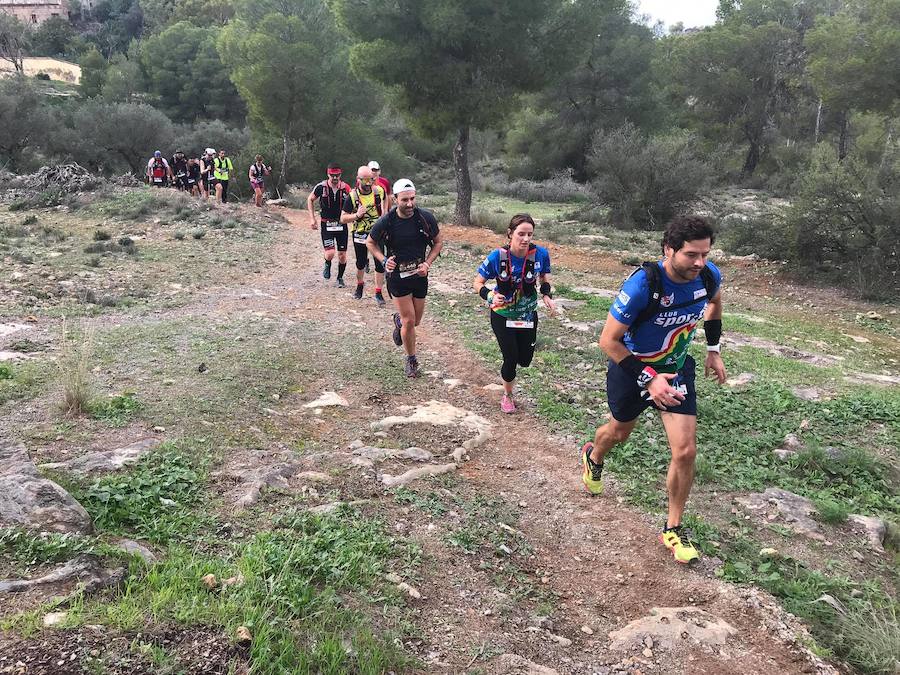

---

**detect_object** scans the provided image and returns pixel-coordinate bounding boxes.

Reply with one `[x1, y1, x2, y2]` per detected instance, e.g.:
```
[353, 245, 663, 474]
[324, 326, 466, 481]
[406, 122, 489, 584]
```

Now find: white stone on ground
[608, 606, 737, 651]
[371, 400, 491, 451]
[302, 391, 349, 408]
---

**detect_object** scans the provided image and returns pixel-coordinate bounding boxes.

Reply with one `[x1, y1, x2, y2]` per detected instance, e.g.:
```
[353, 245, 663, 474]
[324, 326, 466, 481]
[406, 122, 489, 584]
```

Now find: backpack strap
[630, 262, 663, 331]
[700, 265, 717, 300]
[498, 246, 510, 280]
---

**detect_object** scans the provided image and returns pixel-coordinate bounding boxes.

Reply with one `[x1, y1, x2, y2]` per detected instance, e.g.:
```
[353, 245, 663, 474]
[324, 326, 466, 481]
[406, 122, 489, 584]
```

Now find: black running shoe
[322, 262, 331, 280]
[337, 277, 346, 288]
[366, 261, 371, 274]
[392, 312, 402, 346]
[404, 355, 419, 378]
[354, 284, 363, 299]
[374, 291, 386, 307]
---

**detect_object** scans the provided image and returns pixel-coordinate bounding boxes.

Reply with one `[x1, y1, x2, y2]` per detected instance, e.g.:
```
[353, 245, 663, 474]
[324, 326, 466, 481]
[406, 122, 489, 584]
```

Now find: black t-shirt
[369, 208, 439, 266]
[313, 182, 348, 221]
[171, 158, 188, 176]
[187, 163, 200, 180]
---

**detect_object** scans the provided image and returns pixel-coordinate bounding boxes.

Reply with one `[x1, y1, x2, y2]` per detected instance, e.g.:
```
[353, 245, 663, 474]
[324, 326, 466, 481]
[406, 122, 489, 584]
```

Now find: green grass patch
[76, 506, 417, 674]
[88, 392, 142, 425]
[0, 364, 12, 380]
[62, 442, 209, 544]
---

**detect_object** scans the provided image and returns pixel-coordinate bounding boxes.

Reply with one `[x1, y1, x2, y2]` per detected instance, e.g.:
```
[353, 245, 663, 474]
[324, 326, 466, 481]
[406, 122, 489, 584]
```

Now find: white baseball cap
[367, 160, 380, 170]
[205, 148, 215, 155]
[393, 178, 415, 194]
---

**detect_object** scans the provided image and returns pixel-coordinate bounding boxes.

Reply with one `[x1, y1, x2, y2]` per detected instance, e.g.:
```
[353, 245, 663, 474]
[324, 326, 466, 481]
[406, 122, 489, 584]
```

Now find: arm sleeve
[609, 272, 650, 327]
[312, 184, 323, 199]
[424, 210, 439, 237]
[477, 251, 499, 280]
[342, 195, 354, 213]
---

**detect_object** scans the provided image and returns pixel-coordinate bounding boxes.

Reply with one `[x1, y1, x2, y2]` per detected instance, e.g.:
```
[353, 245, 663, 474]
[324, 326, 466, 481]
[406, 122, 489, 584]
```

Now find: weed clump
[58, 320, 94, 417]
[93, 229, 111, 241]
[89, 392, 142, 424]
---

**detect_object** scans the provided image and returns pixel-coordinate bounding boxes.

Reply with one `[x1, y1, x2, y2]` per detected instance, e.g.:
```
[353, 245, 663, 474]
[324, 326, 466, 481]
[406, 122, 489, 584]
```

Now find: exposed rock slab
[0, 554, 123, 595]
[381, 463, 457, 488]
[214, 451, 301, 508]
[571, 286, 617, 298]
[0, 439, 92, 534]
[727, 334, 842, 367]
[725, 372, 755, 389]
[735, 488, 823, 540]
[39, 438, 160, 475]
[353, 446, 433, 463]
[843, 372, 900, 387]
[496, 654, 560, 675]
[848, 514, 886, 552]
[303, 391, 349, 408]
[608, 606, 737, 651]
[372, 400, 491, 450]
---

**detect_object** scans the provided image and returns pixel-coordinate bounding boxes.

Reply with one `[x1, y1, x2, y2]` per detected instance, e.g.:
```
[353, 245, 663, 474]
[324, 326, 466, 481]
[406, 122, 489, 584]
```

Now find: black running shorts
[606, 355, 697, 422]
[387, 273, 428, 298]
[320, 222, 348, 252]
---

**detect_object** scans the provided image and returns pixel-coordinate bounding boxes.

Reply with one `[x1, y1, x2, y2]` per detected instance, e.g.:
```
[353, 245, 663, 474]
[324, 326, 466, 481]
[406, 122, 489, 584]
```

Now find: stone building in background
[0, 0, 72, 25]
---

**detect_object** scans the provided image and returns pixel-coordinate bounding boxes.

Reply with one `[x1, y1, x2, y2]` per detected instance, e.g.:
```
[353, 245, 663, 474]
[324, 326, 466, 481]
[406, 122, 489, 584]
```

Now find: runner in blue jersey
[474, 214, 556, 413]
[580, 215, 727, 564]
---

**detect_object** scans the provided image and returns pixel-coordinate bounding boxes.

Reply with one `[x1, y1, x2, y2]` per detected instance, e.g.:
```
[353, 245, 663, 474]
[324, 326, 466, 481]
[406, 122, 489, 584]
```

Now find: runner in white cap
[366, 179, 443, 377]
[367, 160, 392, 212]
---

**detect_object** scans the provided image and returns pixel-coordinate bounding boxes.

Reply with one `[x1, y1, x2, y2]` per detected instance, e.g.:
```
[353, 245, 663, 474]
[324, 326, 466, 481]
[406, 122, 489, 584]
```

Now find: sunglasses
[358, 177, 374, 184]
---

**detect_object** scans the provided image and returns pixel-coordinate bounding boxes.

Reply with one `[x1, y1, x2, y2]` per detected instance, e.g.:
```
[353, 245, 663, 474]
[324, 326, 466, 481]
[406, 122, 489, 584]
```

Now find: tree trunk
[453, 125, 472, 226]
[838, 111, 849, 161]
[278, 131, 289, 197]
[740, 139, 760, 178]
[814, 98, 822, 144]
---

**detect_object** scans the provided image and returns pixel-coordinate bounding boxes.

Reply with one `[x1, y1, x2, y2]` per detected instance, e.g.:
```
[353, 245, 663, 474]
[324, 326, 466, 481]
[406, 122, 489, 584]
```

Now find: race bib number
[398, 260, 421, 279]
[506, 320, 534, 329]
[353, 232, 368, 244]
[325, 222, 343, 232]
[153, 177, 163, 184]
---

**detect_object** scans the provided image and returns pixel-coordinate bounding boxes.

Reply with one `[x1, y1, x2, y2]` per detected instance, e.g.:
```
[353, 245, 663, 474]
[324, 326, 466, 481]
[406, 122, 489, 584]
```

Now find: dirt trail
[196, 209, 834, 674]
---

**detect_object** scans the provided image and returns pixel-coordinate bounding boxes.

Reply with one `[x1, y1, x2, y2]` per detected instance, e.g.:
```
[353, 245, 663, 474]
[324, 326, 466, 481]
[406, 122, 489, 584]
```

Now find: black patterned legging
[490, 310, 538, 383]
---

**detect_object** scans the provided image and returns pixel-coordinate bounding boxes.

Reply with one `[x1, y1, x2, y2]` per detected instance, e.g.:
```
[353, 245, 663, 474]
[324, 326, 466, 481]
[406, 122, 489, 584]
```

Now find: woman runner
[249, 155, 271, 207]
[473, 213, 555, 413]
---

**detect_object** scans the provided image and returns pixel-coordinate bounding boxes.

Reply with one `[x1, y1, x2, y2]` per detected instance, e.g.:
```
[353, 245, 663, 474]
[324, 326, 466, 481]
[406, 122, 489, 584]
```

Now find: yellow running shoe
[660, 526, 700, 564]
[581, 442, 604, 495]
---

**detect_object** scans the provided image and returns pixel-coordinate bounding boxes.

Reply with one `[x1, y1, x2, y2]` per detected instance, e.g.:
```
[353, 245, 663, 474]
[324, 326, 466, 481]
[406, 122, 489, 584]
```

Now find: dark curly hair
[662, 215, 715, 253]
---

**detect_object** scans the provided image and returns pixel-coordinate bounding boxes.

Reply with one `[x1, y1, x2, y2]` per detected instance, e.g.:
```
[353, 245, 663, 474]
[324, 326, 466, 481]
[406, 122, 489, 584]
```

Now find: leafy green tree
[102, 55, 144, 102]
[172, 0, 234, 27]
[666, 17, 796, 176]
[30, 16, 75, 57]
[334, 0, 569, 224]
[505, 0, 658, 180]
[806, 0, 900, 159]
[69, 101, 175, 173]
[0, 14, 31, 73]
[79, 47, 108, 98]
[139, 0, 176, 32]
[219, 0, 364, 189]
[0, 77, 51, 170]
[141, 21, 243, 123]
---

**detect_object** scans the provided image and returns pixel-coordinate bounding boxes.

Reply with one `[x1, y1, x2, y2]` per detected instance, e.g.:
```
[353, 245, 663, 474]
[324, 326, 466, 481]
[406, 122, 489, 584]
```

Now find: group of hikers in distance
[145, 149, 271, 207]
[307, 159, 727, 566]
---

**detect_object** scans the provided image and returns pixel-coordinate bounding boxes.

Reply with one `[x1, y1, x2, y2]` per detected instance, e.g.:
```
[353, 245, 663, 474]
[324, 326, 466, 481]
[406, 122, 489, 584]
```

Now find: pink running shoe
[500, 394, 516, 414]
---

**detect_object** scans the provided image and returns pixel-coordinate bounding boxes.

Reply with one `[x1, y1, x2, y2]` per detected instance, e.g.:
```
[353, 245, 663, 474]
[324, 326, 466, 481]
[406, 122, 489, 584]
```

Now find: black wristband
[704, 319, 722, 345]
[540, 281, 552, 298]
[479, 286, 490, 301]
[618, 354, 645, 380]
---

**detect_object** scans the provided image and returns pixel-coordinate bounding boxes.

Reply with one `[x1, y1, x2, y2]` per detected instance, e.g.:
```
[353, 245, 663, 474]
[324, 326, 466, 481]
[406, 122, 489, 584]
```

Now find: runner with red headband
[307, 163, 351, 285]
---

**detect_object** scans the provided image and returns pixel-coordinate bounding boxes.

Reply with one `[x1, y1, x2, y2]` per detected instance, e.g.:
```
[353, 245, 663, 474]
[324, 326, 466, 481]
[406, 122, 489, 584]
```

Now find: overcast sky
[636, 0, 719, 29]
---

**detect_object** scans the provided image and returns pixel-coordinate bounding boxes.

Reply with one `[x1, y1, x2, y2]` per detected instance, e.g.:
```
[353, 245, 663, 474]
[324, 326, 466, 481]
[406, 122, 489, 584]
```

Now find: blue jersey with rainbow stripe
[610, 261, 722, 373]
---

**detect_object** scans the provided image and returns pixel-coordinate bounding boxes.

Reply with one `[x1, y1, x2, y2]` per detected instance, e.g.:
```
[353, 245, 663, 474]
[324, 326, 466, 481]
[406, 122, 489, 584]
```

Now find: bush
[587, 123, 710, 229]
[782, 146, 900, 298]
[483, 170, 591, 204]
[93, 229, 111, 241]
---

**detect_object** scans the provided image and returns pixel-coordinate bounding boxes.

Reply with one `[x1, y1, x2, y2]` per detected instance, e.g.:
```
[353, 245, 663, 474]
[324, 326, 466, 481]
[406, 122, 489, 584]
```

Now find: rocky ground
[0, 186, 897, 674]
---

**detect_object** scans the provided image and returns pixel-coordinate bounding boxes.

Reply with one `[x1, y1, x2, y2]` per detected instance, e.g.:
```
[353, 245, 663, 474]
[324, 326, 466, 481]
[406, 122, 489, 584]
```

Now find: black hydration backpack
[629, 262, 717, 330]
